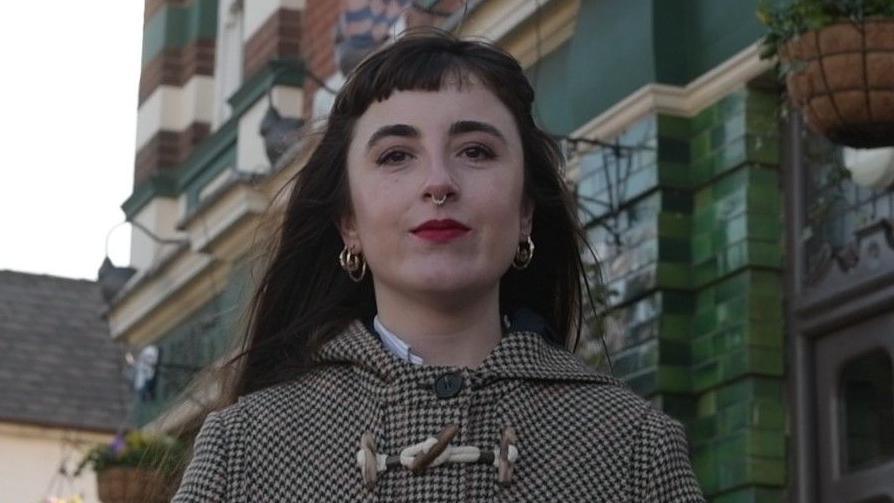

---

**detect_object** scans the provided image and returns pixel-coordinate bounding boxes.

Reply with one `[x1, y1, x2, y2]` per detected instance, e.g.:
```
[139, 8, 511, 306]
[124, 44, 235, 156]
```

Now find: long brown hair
[231, 28, 599, 402]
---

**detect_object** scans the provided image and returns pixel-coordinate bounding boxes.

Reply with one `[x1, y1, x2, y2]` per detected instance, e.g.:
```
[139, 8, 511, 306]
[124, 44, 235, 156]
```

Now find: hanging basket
[96, 467, 175, 503]
[780, 18, 894, 149]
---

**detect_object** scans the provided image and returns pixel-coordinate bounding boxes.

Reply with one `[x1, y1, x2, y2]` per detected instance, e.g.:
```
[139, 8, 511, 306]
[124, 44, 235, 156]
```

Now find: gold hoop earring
[512, 236, 535, 270]
[339, 246, 367, 282]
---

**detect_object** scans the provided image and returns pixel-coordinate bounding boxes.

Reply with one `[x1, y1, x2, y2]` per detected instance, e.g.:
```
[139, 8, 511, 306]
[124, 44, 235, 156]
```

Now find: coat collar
[315, 312, 620, 389]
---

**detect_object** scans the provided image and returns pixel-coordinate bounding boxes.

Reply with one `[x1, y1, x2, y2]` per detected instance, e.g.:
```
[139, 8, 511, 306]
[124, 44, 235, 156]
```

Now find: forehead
[351, 81, 520, 141]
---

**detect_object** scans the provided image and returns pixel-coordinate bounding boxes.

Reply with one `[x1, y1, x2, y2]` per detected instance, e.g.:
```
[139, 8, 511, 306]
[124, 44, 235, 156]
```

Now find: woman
[173, 29, 704, 502]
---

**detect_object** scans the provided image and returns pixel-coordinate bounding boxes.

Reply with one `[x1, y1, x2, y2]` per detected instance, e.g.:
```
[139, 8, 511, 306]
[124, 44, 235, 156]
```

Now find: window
[214, 0, 244, 126]
[839, 349, 894, 472]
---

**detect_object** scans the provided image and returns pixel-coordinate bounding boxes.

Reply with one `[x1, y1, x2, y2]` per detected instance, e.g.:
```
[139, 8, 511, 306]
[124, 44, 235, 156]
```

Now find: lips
[411, 219, 470, 242]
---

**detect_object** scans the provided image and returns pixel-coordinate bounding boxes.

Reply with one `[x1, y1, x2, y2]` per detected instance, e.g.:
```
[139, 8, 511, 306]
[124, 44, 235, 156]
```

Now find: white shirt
[373, 315, 424, 365]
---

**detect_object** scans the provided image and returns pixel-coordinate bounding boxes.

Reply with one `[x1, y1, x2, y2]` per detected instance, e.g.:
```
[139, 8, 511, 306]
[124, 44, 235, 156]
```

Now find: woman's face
[341, 76, 533, 303]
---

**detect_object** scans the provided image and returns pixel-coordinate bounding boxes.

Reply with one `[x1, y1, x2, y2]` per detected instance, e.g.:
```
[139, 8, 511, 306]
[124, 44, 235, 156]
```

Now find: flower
[74, 430, 186, 476]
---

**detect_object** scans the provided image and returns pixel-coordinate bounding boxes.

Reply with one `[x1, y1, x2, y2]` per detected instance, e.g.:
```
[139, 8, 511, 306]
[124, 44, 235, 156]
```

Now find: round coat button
[433, 372, 464, 399]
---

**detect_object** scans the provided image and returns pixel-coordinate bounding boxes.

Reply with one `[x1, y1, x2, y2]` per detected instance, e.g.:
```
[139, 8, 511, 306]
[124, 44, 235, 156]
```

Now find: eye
[461, 145, 496, 161]
[376, 149, 414, 166]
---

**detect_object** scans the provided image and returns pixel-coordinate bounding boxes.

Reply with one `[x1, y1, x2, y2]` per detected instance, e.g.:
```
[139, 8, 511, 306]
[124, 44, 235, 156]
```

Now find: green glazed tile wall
[687, 89, 786, 500]
[577, 87, 786, 501]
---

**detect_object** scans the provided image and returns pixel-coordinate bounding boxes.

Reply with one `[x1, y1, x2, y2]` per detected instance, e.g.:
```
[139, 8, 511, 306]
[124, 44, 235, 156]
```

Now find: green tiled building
[572, 86, 790, 502]
[112, 1, 894, 501]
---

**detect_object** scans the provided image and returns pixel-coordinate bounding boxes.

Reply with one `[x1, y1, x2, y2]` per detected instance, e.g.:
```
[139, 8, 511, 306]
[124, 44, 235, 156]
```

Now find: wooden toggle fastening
[498, 426, 518, 486]
[409, 423, 459, 474]
[359, 432, 379, 490]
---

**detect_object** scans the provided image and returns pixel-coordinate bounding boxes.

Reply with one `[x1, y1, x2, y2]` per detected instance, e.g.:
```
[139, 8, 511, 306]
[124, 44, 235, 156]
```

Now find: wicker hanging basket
[96, 467, 175, 503]
[780, 18, 894, 148]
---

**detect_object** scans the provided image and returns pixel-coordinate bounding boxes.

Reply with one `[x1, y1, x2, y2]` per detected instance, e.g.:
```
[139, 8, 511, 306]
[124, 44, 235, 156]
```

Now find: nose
[422, 152, 459, 204]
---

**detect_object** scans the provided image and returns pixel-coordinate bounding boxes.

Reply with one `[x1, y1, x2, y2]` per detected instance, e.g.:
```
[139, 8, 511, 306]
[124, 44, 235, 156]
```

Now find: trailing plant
[757, 0, 894, 60]
[74, 430, 187, 476]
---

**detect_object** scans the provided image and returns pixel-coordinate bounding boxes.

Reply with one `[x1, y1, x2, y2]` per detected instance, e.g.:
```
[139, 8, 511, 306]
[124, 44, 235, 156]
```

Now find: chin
[408, 270, 501, 297]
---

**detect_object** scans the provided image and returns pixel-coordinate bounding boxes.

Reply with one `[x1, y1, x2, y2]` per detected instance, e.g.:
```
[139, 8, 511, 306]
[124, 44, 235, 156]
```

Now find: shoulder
[174, 400, 249, 501]
[530, 342, 653, 423]
[538, 367, 659, 442]
[627, 401, 705, 502]
[230, 364, 357, 421]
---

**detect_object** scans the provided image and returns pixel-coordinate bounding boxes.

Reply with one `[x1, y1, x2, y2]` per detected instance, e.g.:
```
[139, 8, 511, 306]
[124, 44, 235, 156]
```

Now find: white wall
[136, 76, 216, 152]
[214, 0, 245, 127]
[0, 422, 113, 503]
[130, 197, 186, 271]
[237, 86, 304, 173]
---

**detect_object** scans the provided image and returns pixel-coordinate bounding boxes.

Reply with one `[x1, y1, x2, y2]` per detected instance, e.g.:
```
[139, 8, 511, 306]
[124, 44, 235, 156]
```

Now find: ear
[519, 196, 535, 239]
[338, 212, 361, 250]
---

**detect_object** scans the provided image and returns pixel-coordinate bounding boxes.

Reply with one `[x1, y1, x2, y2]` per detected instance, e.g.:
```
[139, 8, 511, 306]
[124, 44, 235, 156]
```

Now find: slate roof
[0, 270, 130, 432]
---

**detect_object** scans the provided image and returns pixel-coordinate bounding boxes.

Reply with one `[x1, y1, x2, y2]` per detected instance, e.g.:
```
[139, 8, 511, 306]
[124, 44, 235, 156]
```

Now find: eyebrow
[448, 120, 507, 144]
[366, 124, 420, 152]
[365, 120, 507, 152]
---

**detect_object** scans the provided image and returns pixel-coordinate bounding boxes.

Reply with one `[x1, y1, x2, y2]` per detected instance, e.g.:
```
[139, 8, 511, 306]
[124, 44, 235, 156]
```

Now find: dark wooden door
[784, 114, 894, 503]
[815, 314, 894, 502]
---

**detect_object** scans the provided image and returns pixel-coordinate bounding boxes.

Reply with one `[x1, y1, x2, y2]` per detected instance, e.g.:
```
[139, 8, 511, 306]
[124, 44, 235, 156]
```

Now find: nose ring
[431, 193, 448, 206]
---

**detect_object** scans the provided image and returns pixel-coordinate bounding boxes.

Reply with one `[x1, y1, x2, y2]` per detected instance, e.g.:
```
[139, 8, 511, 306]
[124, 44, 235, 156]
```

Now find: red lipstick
[411, 219, 470, 243]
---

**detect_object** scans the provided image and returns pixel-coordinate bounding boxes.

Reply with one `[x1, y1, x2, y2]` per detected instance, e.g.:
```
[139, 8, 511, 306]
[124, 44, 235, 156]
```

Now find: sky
[0, 2, 143, 281]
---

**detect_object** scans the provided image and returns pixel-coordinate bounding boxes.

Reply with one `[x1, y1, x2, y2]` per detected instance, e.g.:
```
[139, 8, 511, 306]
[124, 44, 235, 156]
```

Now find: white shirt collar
[373, 315, 424, 365]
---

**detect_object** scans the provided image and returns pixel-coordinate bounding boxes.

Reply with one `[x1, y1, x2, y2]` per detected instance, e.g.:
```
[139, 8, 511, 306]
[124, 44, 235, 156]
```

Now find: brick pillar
[243, 8, 303, 82]
[134, 0, 218, 187]
[301, 0, 341, 119]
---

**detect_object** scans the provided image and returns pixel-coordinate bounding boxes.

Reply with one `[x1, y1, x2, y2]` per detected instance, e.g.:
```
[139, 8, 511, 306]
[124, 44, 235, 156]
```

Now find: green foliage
[757, 0, 894, 59]
[74, 430, 187, 476]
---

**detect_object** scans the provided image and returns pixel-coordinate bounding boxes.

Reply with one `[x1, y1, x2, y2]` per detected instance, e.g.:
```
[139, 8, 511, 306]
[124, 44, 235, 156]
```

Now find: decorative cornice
[122, 174, 178, 217]
[802, 219, 894, 301]
[182, 182, 270, 255]
[571, 41, 773, 143]
[174, 116, 239, 200]
[795, 218, 894, 335]
[107, 198, 266, 345]
[228, 58, 304, 119]
[107, 249, 217, 342]
[110, 137, 315, 345]
[455, 0, 558, 41]
[501, 0, 579, 69]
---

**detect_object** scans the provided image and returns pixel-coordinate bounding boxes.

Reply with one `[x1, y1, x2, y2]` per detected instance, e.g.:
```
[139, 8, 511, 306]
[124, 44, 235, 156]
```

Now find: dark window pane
[839, 349, 894, 472]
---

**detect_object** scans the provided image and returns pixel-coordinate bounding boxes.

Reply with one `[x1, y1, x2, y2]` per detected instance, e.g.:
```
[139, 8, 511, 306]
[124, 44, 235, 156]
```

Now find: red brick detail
[243, 8, 303, 81]
[298, 0, 468, 117]
[144, 0, 190, 24]
[139, 40, 216, 105]
[134, 123, 211, 187]
[301, 0, 341, 117]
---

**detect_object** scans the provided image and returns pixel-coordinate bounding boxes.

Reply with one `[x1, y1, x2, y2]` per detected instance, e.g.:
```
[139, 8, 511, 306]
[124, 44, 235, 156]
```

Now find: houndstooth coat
[173, 314, 705, 502]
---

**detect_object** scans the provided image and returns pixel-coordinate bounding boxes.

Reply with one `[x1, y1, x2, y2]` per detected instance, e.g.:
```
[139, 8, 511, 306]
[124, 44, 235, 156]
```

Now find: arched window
[839, 349, 894, 473]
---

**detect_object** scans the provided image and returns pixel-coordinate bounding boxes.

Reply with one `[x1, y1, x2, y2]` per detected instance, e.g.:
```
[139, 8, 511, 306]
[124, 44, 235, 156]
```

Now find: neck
[373, 284, 503, 369]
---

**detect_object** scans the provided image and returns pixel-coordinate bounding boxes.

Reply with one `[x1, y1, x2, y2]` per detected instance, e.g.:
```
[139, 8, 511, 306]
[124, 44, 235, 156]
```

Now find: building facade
[0, 271, 130, 503]
[108, 1, 894, 501]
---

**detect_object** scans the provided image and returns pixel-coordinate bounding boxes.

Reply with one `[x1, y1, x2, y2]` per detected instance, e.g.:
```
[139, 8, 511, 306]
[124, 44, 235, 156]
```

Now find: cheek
[350, 182, 404, 244]
[480, 173, 525, 224]
[476, 190, 525, 252]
